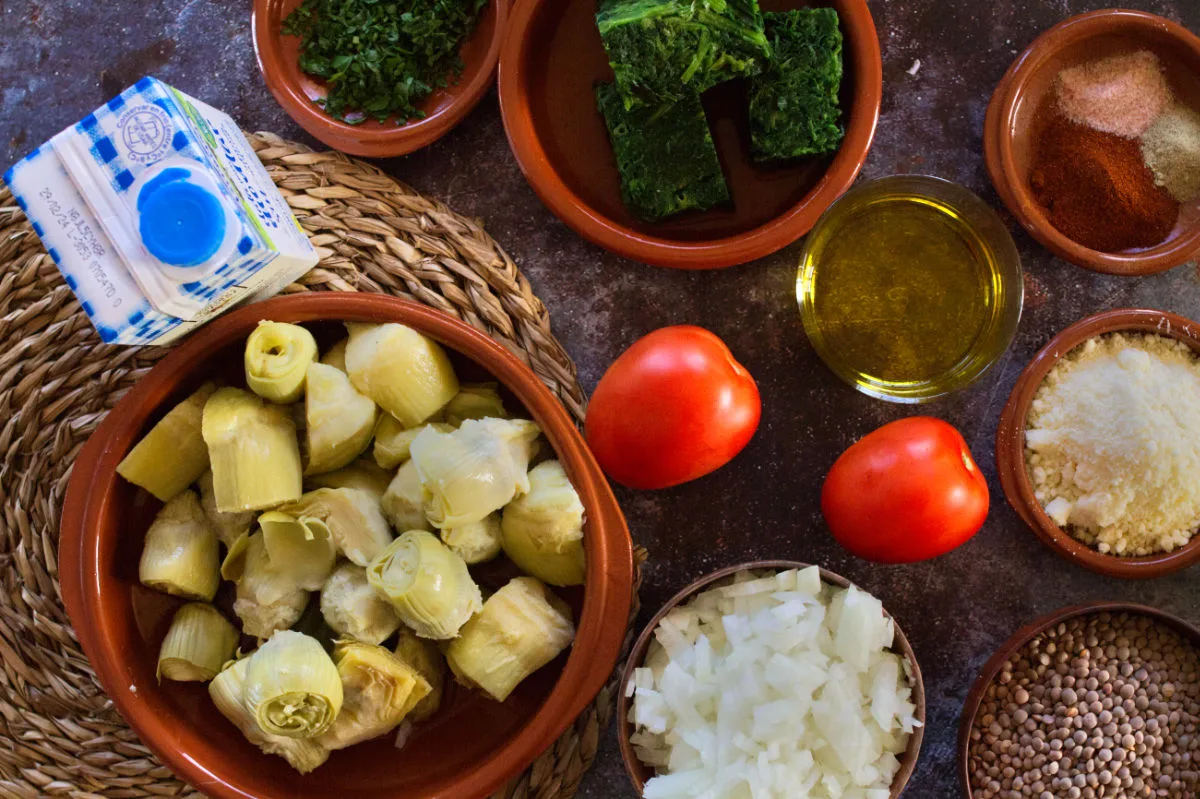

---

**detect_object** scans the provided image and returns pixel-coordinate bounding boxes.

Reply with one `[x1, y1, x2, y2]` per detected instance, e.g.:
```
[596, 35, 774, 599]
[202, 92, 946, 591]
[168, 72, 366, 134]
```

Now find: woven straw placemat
[0, 131, 641, 799]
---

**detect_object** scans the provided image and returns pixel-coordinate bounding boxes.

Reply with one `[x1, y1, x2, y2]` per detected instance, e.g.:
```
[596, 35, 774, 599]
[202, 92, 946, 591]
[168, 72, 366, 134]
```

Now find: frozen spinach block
[749, 8, 845, 161]
[596, 0, 770, 107]
[595, 83, 730, 221]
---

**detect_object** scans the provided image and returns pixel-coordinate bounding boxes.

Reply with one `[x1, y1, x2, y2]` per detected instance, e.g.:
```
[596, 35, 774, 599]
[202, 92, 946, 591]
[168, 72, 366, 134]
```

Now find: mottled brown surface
[4, 0, 1200, 796]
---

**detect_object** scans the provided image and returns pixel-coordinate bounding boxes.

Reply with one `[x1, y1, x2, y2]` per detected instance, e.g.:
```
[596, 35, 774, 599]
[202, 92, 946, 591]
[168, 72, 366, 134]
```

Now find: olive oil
[798, 176, 1023, 403]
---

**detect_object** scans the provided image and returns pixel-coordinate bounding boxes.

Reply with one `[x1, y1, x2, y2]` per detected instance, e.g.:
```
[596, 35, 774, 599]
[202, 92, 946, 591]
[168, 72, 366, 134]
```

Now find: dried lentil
[968, 612, 1200, 798]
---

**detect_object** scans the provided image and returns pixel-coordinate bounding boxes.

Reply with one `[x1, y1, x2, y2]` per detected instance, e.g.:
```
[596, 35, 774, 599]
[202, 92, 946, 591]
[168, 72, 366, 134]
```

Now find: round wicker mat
[0, 131, 641, 799]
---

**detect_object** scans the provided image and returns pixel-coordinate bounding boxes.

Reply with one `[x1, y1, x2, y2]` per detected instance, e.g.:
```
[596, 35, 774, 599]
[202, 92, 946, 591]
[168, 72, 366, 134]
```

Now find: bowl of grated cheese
[616, 560, 925, 799]
[997, 308, 1200, 579]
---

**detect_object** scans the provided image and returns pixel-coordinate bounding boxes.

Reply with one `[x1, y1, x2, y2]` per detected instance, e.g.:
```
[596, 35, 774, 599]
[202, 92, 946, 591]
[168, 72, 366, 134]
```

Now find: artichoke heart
[258, 511, 337, 591]
[501, 460, 586, 587]
[374, 417, 455, 471]
[198, 470, 256, 549]
[244, 630, 343, 739]
[443, 383, 508, 426]
[117, 382, 216, 502]
[321, 337, 348, 371]
[139, 490, 220, 601]
[381, 459, 433, 533]
[305, 362, 377, 476]
[211, 657, 330, 774]
[227, 531, 310, 639]
[157, 602, 239, 683]
[305, 457, 392, 500]
[344, 322, 459, 427]
[393, 628, 446, 723]
[442, 513, 503, 565]
[445, 577, 575, 702]
[277, 487, 394, 567]
[320, 562, 402, 645]
[202, 387, 303, 513]
[411, 418, 541, 529]
[367, 530, 482, 640]
[244, 321, 318, 404]
[316, 640, 431, 751]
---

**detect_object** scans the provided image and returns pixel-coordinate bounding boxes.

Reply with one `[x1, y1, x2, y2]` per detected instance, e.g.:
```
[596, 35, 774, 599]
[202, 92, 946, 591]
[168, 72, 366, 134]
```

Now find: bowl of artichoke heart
[617, 562, 926, 799]
[58, 294, 634, 799]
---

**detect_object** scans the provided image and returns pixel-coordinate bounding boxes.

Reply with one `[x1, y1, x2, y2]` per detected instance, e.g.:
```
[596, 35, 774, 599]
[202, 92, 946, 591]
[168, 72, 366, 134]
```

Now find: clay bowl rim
[995, 307, 1200, 579]
[251, 0, 506, 158]
[614, 559, 926, 797]
[58, 293, 636, 799]
[983, 8, 1200, 276]
[496, 0, 884, 270]
[956, 601, 1200, 797]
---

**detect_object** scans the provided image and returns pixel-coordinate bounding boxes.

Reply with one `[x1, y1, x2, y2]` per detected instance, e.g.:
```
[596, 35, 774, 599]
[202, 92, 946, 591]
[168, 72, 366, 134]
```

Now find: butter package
[3, 77, 318, 345]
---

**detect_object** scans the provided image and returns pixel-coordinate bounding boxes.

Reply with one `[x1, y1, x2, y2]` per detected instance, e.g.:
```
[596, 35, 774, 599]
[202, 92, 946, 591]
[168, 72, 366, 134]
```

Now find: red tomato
[821, 417, 989, 563]
[585, 326, 761, 490]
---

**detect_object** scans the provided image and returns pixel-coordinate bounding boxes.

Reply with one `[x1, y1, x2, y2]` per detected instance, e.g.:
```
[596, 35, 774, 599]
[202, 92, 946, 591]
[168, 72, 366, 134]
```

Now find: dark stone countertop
[5, 0, 1200, 796]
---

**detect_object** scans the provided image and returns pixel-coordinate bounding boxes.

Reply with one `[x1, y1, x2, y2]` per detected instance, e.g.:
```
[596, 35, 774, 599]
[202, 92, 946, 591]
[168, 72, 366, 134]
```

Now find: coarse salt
[1025, 332, 1200, 555]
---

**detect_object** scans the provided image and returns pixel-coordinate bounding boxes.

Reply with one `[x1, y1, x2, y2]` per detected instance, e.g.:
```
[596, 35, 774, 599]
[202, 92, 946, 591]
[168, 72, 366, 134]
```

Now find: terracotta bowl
[984, 9, 1200, 275]
[957, 601, 1200, 797]
[615, 560, 925, 797]
[498, 0, 883, 269]
[252, 0, 505, 157]
[996, 308, 1200, 579]
[59, 294, 635, 799]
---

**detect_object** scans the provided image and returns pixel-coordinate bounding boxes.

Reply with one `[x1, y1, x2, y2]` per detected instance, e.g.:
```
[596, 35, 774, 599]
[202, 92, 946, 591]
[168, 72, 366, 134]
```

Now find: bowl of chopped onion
[617, 560, 925, 798]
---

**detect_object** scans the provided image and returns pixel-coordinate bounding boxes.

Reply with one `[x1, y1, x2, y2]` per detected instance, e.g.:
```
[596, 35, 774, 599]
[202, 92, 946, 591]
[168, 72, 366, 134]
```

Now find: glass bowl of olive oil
[798, 175, 1023, 403]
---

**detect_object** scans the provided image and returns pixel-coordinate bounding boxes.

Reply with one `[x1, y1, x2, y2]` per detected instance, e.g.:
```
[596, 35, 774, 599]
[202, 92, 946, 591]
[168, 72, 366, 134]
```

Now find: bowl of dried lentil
[984, 9, 1200, 276]
[959, 603, 1200, 799]
[996, 308, 1200, 579]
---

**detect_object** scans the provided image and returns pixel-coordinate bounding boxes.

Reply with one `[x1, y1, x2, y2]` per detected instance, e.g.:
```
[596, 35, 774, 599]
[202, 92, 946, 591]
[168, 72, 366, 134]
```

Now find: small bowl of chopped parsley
[253, 0, 503, 156]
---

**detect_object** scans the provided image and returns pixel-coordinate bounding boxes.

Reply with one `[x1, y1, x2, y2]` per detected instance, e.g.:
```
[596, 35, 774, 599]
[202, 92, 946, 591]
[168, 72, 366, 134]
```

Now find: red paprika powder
[1029, 112, 1178, 253]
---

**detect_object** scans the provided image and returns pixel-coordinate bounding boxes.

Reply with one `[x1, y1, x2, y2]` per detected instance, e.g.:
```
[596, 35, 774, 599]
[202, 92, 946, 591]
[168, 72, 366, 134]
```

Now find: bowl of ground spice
[984, 10, 1200, 276]
[253, 0, 505, 157]
[959, 603, 1200, 798]
[996, 308, 1200, 579]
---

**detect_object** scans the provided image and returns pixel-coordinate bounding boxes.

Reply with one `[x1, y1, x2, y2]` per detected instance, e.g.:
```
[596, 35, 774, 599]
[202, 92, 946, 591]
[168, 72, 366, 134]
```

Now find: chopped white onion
[629, 567, 920, 799]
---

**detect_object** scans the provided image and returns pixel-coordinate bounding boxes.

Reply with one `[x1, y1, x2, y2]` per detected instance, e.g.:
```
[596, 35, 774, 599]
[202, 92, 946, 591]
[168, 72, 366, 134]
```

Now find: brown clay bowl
[996, 308, 1200, 579]
[498, 0, 883, 269]
[616, 560, 925, 796]
[957, 601, 1200, 797]
[58, 294, 635, 799]
[252, 0, 505, 157]
[984, 9, 1200, 275]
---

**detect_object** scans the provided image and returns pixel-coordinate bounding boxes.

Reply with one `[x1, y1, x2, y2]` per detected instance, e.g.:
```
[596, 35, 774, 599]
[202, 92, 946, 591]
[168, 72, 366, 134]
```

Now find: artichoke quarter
[224, 531, 310, 640]
[500, 460, 586, 587]
[157, 602, 239, 683]
[277, 487, 394, 568]
[344, 322, 460, 427]
[392, 628, 446, 723]
[138, 490, 220, 601]
[257, 511, 337, 592]
[304, 362, 377, 476]
[201, 387, 303, 513]
[304, 457, 392, 500]
[367, 530, 482, 640]
[381, 459, 433, 533]
[243, 630, 343, 739]
[319, 562, 401, 646]
[316, 640, 431, 751]
[411, 418, 542, 529]
[441, 512, 503, 565]
[117, 382, 215, 502]
[443, 383, 507, 427]
[445, 577, 575, 702]
[210, 656, 330, 774]
[374, 418, 455, 471]
[244, 321, 318, 404]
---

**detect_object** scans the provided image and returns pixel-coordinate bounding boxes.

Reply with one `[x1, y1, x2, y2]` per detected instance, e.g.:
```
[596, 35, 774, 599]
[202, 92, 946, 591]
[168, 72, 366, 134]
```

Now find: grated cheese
[1025, 332, 1200, 555]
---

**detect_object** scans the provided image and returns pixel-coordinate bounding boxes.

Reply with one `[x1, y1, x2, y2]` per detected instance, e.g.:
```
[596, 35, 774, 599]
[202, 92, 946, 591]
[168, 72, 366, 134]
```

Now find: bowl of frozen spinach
[498, 0, 883, 269]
